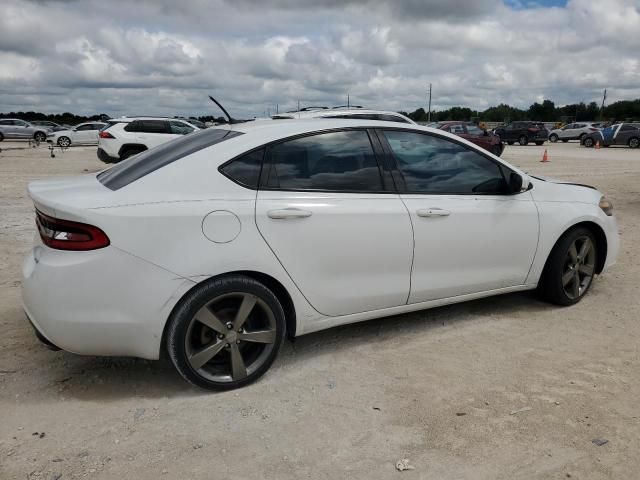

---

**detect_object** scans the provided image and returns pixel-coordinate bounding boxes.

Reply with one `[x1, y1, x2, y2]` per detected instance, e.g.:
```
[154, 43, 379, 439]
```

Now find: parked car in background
[548, 122, 601, 143]
[47, 122, 107, 147]
[97, 117, 202, 163]
[0, 118, 50, 142]
[23, 118, 618, 390]
[31, 121, 68, 132]
[493, 121, 549, 146]
[582, 123, 640, 148]
[272, 106, 415, 124]
[428, 121, 503, 156]
[175, 117, 207, 129]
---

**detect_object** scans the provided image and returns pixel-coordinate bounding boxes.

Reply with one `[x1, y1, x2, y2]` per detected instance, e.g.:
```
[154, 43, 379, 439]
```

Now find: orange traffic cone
[595, 140, 601, 150]
[540, 149, 549, 163]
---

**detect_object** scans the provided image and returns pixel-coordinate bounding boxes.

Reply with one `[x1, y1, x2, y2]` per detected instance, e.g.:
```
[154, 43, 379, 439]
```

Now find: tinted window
[619, 124, 636, 131]
[220, 148, 264, 189]
[76, 124, 92, 131]
[383, 130, 508, 194]
[0, 120, 12, 125]
[466, 125, 484, 135]
[449, 124, 465, 134]
[169, 121, 195, 135]
[266, 130, 383, 192]
[98, 129, 242, 190]
[124, 120, 169, 134]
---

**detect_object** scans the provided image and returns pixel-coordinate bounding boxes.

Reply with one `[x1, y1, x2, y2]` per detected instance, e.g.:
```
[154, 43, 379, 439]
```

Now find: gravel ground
[0, 140, 638, 480]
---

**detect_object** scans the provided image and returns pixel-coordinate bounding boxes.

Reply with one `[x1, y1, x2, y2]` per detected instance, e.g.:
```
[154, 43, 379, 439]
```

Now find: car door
[379, 129, 539, 303]
[13, 120, 31, 138]
[255, 128, 413, 317]
[0, 119, 15, 137]
[73, 124, 94, 143]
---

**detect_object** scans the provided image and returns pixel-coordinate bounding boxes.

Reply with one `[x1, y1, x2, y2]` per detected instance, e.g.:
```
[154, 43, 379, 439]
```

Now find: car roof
[271, 108, 413, 122]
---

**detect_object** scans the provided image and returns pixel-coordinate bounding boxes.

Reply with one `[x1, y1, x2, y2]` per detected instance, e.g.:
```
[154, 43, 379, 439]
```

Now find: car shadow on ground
[26, 290, 555, 401]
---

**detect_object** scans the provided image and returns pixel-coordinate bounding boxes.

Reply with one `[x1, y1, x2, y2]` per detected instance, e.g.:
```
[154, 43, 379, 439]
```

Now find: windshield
[98, 128, 242, 190]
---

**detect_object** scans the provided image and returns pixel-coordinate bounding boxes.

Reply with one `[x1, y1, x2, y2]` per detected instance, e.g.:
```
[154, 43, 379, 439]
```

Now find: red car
[428, 121, 504, 156]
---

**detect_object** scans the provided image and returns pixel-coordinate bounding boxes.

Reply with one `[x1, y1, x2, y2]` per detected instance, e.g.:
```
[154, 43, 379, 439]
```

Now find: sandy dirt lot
[1, 140, 639, 479]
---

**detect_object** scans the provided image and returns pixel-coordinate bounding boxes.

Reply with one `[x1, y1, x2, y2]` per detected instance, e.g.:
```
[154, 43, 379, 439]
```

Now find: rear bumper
[97, 147, 119, 164]
[21, 243, 195, 359]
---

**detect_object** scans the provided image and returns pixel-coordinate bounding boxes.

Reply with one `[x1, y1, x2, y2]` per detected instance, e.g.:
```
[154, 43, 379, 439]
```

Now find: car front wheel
[57, 136, 71, 147]
[166, 275, 286, 390]
[549, 134, 558, 142]
[518, 135, 528, 146]
[583, 137, 594, 147]
[538, 227, 598, 306]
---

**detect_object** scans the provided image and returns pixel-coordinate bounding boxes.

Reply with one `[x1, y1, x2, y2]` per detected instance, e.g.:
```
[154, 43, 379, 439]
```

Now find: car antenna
[208, 95, 241, 124]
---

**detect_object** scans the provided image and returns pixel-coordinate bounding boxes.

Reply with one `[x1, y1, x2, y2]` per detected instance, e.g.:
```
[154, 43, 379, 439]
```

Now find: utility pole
[276, 104, 279, 114]
[600, 89, 607, 119]
[347, 94, 350, 108]
[427, 83, 432, 122]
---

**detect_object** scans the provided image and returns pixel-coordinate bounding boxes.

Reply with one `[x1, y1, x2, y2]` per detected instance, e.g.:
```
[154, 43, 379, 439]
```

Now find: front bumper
[21, 242, 195, 359]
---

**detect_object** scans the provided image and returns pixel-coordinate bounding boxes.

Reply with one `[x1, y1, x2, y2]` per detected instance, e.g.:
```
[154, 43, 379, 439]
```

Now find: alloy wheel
[562, 236, 596, 300]
[584, 138, 594, 147]
[518, 135, 528, 146]
[629, 138, 639, 149]
[549, 134, 558, 142]
[184, 292, 277, 383]
[58, 137, 71, 147]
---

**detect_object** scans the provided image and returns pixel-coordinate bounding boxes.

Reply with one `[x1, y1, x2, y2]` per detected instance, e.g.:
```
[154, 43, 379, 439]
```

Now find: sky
[0, 0, 638, 118]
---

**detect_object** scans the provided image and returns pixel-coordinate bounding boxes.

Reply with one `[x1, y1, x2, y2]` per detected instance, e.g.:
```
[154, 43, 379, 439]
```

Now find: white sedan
[22, 119, 619, 390]
[47, 121, 107, 147]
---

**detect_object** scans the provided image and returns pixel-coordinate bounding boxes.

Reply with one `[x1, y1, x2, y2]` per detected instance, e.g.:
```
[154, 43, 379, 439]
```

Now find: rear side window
[124, 120, 169, 134]
[220, 148, 265, 189]
[98, 129, 242, 190]
[265, 130, 383, 192]
[76, 124, 92, 131]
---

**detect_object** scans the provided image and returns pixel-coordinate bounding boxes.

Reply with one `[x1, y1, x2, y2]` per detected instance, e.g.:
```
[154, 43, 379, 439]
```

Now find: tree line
[402, 98, 640, 123]
[2, 98, 639, 125]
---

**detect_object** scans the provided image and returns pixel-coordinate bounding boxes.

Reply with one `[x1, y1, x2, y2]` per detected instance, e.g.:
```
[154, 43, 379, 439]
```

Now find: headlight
[599, 196, 613, 216]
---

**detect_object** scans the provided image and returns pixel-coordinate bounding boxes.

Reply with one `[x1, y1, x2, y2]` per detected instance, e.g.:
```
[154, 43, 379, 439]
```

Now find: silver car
[548, 122, 601, 143]
[0, 118, 50, 142]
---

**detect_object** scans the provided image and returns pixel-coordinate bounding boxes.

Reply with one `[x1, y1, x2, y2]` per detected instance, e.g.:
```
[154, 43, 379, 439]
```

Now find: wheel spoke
[240, 329, 276, 344]
[230, 344, 247, 380]
[579, 264, 594, 276]
[189, 341, 226, 369]
[233, 294, 256, 330]
[578, 238, 592, 260]
[195, 306, 227, 334]
[573, 272, 580, 297]
[568, 243, 578, 263]
[562, 269, 574, 287]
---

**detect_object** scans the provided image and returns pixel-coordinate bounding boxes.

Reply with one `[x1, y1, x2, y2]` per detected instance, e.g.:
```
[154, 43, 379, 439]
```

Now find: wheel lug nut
[236, 340, 241, 344]
[226, 324, 233, 330]
[218, 334, 225, 339]
[225, 343, 230, 348]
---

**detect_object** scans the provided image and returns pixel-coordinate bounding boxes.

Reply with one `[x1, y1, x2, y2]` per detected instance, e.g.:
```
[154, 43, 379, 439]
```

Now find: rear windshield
[98, 128, 242, 190]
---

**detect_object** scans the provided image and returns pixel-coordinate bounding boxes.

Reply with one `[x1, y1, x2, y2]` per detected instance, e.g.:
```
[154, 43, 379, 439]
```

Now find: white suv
[97, 117, 202, 163]
[271, 106, 415, 124]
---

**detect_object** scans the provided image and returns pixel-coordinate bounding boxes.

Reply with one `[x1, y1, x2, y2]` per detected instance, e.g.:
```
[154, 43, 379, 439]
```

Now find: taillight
[527, 127, 539, 133]
[589, 128, 598, 131]
[35, 210, 110, 251]
[99, 131, 115, 139]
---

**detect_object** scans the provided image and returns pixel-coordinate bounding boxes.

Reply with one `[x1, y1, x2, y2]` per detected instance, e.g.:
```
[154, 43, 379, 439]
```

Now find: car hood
[529, 175, 602, 204]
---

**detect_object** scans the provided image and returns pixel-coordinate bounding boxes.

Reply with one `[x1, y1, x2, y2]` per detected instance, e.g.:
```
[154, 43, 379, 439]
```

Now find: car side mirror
[509, 172, 529, 193]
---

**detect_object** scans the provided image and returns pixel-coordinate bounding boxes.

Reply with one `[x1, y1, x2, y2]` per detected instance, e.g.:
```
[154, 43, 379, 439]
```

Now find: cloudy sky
[0, 0, 639, 118]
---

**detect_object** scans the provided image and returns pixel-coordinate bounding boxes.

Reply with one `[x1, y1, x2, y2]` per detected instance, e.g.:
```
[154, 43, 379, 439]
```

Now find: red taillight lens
[589, 128, 598, 131]
[99, 131, 114, 139]
[35, 210, 110, 251]
[527, 127, 539, 133]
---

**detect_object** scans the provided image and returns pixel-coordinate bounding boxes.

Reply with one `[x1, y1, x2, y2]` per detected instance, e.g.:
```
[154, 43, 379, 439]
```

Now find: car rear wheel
[120, 148, 145, 160]
[0, 132, 4, 142]
[518, 135, 528, 146]
[538, 227, 597, 306]
[57, 136, 71, 147]
[507, 141, 514, 145]
[166, 275, 286, 390]
[535, 141, 544, 146]
[34, 132, 46, 142]
[549, 134, 558, 142]
[629, 137, 639, 149]
[583, 137, 594, 148]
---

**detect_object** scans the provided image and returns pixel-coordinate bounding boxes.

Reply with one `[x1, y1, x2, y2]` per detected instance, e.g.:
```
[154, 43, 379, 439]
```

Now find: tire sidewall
[584, 138, 594, 147]
[57, 136, 70, 147]
[629, 137, 639, 149]
[34, 132, 46, 142]
[518, 135, 528, 146]
[166, 275, 286, 390]
[549, 134, 558, 142]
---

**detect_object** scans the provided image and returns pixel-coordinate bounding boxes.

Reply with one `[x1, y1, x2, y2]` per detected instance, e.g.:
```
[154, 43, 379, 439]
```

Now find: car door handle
[417, 208, 451, 218]
[267, 208, 313, 219]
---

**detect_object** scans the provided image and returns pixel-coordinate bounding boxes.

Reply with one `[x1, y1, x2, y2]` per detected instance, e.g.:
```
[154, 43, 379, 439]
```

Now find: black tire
[628, 137, 639, 149]
[538, 227, 598, 306]
[166, 275, 286, 390]
[549, 134, 558, 143]
[518, 135, 528, 146]
[0, 132, 4, 142]
[120, 148, 144, 160]
[34, 131, 46, 142]
[507, 141, 514, 145]
[579, 133, 587, 142]
[562, 139, 569, 143]
[57, 136, 71, 147]
[535, 141, 544, 146]
[583, 137, 594, 148]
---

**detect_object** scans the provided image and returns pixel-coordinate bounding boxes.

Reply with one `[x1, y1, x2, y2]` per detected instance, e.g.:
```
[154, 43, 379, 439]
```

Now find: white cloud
[0, 0, 639, 117]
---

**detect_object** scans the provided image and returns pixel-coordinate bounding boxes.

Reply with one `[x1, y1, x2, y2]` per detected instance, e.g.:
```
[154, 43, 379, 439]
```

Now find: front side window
[266, 130, 383, 192]
[15, 120, 29, 127]
[383, 130, 508, 194]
